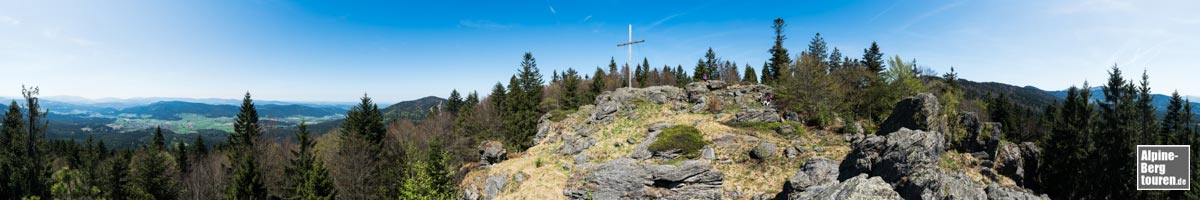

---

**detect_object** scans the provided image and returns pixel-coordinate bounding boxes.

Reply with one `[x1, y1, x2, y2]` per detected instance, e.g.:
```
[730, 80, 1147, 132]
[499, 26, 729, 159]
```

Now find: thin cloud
[582, 15, 592, 22]
[549, 5, 557, 14]
[896, 0, 966, 32]
[644, 13, 684, 31]
[458, 20, 515, 29]
[870, 1, 899, 22]
[0, 16, 20, 25]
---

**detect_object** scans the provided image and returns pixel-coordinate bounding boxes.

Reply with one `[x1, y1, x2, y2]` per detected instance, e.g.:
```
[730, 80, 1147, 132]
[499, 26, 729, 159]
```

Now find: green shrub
[647, 125, 708, 159]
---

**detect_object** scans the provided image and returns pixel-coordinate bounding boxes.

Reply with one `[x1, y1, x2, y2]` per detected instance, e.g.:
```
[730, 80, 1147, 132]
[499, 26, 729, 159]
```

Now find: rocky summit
[458, 81, 1049, 200]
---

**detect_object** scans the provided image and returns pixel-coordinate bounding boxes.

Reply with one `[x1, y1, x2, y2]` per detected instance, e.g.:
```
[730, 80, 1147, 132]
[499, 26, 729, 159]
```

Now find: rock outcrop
[750, 142, 777, 160]
[563, 159, 724, 200]
[876, 93, 947, 135]
[478, 140, 507, 166]
[784, 157, 840, 193]
[985, 184, 1049, 200]
[839, 93, 996, 200]
[733, 108, 782, 123]
[786, 174, 903, 200]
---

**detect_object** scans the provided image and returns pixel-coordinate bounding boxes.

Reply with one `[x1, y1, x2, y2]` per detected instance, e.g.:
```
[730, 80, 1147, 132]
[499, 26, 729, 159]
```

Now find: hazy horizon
[2, 0, 1197, 102]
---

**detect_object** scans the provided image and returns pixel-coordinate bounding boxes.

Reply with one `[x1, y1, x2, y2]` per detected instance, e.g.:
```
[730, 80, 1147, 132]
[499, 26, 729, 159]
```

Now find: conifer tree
[743, 65, 757, 84]
[634, 62, 645, 87]
[829, 47, 843, 70]
[464, 91, 479, 111]
[505, 52, 545, 150]
[1096, 65, 1137, 199]
[152, 126, 166, 151]
[341, 94, 386, 144]
[674, 65, 689, 86]
[229, 92, 260, 148]
[447, 89, 463, 115]
[1042, 84, 1095, 199]
[1136, 70, 1157, 144]
[12, 86, 50, 198]
[0, 100, 22, 198]
[192, 135, 208, 157]
[767, 18, 790, 84]
[102, 151, 131, 199]
[862, 42, 884, 74]
[173, 141, 189, 174]
[489, 82, 507, 111]
[637, 58, 650, 87]
[704, 48, 719, 80]
[806, 33, 828, 65]
[587, 67, 607, 105]
[561, 68, 581, 109]
[129, 140, 178, 200]
[1162, 91, 1187, 144]
[226, 92, 266, 199]
[287, 122, 335, 200]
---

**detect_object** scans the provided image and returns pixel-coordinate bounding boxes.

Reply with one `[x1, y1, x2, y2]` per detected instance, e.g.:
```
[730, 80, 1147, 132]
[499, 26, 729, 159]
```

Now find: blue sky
[0, 0, 1196, 104]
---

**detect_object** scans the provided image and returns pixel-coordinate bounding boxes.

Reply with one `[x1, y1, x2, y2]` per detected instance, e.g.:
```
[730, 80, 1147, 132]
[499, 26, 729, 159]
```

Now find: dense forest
[0, 17, 1197, 200]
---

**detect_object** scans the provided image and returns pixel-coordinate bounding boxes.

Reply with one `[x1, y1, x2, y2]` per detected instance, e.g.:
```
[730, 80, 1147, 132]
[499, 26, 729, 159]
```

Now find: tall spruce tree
[226, 92, 267, 199]
[489, 82, 507, 111]
[1042, 84, 1095, 199]
[829, 47, 843, 70]
[1136, 70, 1157, 144]
[1, 100, 22, 198]
[152, 126, 166, 151]
[464, 91, 479, 111]
[341, 94, 386, 144]
[743, 65, 757, 84]
[561, 68, 581, 109]
[588, 67, 607, 105]
[767, 18, 790, 84]
[862, 42, 884, 74]
[287, 122, 335, 200]
[504, 52, 545, 150]
[1096, 65, 1137, 199]
[447, 90, 463, 115]
[806, 33, 828, 65]
[173, 141, 189, 174]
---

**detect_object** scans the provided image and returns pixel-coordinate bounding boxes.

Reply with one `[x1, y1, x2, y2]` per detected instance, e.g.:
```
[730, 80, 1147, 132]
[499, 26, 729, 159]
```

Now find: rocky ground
[458, 81, 1049, 200]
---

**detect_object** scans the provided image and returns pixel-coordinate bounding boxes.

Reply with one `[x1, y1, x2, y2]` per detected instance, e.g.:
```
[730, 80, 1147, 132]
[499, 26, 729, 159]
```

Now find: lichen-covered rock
[877, 93, 947, 135]
[479, 140, 507, 166]
[985, 184, 1049, 200]
[995, 142, 1024, 182]
[1018, 142, 1042, 190]
[734, 108, 782, 123]
[485, 173, 509, 200]
[786, 157, 839, 193]
[564, 159, 724, 200]
[840, 128, 944, 182]
[557, 129, 594, 155]
[788, 174, 903, 200]
[750, 142, 777, 160]
[700, 145, 716, 160]
[839, 127, 987, 199]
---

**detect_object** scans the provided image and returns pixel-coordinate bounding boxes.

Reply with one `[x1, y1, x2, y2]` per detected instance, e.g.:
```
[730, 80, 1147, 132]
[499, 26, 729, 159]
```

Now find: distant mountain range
[0, 95, 443, 149]
[955, 78, 1199, 118]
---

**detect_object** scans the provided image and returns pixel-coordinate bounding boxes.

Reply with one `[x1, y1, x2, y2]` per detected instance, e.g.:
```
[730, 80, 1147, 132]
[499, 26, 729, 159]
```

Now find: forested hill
[381, 96, 445, 121]
[956, 79, 1059, 111]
